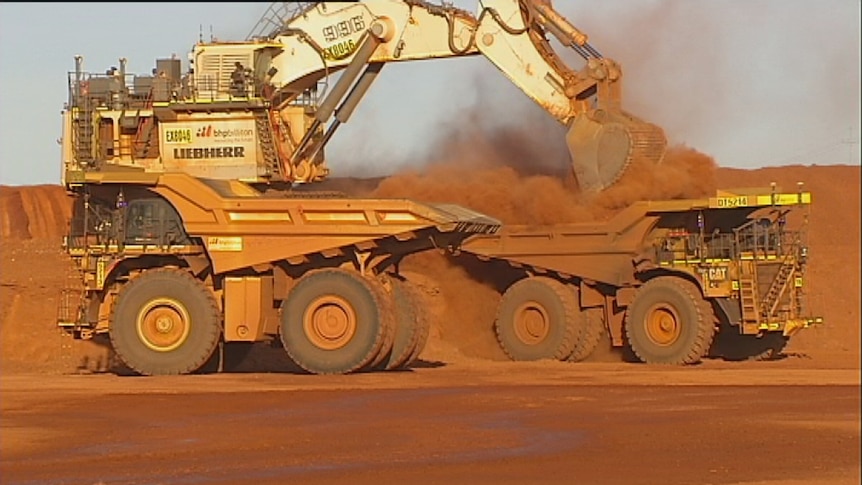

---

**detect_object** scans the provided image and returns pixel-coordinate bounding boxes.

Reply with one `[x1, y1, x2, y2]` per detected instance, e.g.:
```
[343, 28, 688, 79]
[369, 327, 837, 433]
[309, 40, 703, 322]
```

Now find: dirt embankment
[716, 165, 861, 357]
[0, 162, 858, 374]
[0, 185, 71, 241]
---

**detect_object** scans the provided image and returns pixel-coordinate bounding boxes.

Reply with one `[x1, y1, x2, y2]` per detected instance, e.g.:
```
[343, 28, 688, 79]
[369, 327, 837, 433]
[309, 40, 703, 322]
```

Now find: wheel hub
[513, 302, 550, 345]
[304, 295, 357, 350]
[645, 305, 681, 346]
[136, 298, 191, 352]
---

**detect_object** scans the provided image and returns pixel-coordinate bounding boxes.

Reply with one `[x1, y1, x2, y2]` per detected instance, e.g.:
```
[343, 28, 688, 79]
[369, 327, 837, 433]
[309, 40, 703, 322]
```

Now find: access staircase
[739, 257, 796, 325]
[132, 89, 156, 159]
[246, 2, 320, 40]
[761, 258, 795, 316]
[73, 96, 95, 168]
[254, 110, 284, 180]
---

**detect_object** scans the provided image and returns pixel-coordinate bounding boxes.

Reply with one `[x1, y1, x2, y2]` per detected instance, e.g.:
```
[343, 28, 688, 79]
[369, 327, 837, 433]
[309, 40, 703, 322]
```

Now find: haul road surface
[1, 360, 859, 485]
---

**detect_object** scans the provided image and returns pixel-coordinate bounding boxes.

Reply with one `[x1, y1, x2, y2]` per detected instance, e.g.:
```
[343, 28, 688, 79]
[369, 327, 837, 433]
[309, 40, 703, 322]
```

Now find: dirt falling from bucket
[373, 122, 718, 360]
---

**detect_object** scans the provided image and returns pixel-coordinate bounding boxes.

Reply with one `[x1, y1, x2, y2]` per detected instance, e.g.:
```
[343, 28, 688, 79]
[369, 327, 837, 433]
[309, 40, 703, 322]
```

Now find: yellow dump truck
[58, 172, 499, 375]
[460, 185, 823, 365]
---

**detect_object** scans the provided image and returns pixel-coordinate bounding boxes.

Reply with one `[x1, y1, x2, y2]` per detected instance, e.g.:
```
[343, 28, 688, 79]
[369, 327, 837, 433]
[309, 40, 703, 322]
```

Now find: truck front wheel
[110, 268, 222, 376]
[624, 277, 716, 365]
[280, 269, 393, 375]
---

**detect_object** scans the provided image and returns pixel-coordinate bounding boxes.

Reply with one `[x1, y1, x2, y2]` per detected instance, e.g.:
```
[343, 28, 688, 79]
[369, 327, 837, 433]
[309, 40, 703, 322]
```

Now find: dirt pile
[0, 185, 72, 241]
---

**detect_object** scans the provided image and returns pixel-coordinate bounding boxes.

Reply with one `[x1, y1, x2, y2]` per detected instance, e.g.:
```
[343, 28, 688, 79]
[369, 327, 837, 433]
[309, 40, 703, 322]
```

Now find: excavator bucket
[566, 109, 667, 193]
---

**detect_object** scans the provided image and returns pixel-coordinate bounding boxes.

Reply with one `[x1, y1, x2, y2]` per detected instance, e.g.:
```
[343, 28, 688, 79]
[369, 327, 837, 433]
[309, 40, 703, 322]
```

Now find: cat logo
[705, 266, 728, 281]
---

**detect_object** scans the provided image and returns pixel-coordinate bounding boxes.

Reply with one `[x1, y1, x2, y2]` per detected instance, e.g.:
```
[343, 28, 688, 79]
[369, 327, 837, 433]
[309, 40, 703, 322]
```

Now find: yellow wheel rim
[136, 298, 191, 352]
[645, 304, 681, 346]
[513, 302, 550, 345]
[303, 295, 357, 350]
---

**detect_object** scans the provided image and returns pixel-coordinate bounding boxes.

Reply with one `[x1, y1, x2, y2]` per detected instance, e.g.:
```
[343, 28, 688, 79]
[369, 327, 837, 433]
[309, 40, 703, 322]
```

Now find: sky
[0, 1, 859, 186]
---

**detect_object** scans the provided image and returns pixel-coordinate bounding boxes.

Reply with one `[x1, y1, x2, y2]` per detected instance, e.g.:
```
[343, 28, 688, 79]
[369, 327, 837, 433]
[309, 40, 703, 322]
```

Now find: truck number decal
[323, 39, 357, 61]
[165, 129, 193, 144]
[715, 196, 749, 208]
[322, 15, 365, 43]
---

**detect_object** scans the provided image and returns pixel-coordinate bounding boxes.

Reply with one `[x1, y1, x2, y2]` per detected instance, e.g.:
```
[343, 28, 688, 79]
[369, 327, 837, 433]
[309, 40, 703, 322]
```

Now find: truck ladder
[761, 259, 796, 317]
[739, 276, 760, 324]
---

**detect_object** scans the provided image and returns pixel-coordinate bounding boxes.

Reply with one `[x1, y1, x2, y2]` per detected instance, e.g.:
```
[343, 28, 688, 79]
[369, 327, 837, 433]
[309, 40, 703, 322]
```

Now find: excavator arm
[213, 0, 667, 192]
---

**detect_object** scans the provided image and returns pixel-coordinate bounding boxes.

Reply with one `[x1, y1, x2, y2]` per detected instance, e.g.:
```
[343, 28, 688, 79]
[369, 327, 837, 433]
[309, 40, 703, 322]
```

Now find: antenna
[210, 25, 214, 42]
[839, 125, 859, 165]
[199, 24, 203, 43]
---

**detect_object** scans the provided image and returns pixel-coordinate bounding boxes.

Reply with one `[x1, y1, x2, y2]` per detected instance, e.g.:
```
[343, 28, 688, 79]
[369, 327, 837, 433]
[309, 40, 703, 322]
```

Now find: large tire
[568, 308, 606, 362]
[362, 276, 396, 371]
[110, 268, 221, 376]
[280, 269, 393, 375]
[402, 282, 431, 368]
[624, 277, 716, 365]
[376, 278, 428, 371]
[495, 277, 580, 361]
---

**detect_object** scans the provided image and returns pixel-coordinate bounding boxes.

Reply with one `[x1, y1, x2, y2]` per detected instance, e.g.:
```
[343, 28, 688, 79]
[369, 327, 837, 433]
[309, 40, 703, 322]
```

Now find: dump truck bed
[68, 172, 501, 274]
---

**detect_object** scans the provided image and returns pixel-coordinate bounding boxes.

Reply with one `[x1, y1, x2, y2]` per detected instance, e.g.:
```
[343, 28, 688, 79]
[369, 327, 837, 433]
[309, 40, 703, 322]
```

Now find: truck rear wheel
[568, 308, 606, 362]
[495, 277, 580, 361]
[624, 277, 716, 365]
[362, 277, 396, 371]
[403, 283, 431, 368]
[376, 278, 428, 371]
[110, 268, 221, 376]
[280, 269, 393, 375]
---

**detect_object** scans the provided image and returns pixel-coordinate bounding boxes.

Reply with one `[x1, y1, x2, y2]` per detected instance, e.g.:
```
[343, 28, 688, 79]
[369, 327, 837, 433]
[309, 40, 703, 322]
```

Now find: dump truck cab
[648, 185, 817, 337]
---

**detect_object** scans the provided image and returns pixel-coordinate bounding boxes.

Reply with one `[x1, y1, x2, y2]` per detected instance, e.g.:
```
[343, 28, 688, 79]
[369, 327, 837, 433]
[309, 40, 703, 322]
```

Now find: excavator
[63, 0, 666, 193]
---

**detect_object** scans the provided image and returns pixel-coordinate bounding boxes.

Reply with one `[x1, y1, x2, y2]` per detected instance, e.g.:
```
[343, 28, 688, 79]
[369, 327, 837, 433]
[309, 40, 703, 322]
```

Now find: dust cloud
[373, 101, 718, 359]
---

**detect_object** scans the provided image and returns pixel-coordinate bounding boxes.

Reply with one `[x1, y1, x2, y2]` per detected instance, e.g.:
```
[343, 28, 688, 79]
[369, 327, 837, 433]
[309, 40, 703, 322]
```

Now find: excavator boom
[256, 0, 667, 191]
